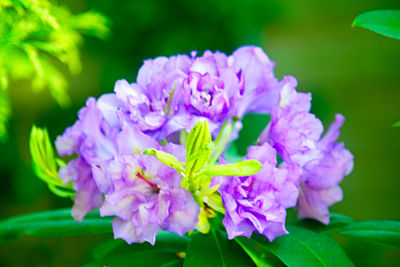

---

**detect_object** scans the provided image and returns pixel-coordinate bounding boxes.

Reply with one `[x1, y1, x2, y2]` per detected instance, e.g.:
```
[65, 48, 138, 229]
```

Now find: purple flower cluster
[55, 45, 353, 244]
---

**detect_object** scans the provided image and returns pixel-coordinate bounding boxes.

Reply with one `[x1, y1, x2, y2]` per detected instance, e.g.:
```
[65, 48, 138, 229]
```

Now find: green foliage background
[0, 0, 399, 266]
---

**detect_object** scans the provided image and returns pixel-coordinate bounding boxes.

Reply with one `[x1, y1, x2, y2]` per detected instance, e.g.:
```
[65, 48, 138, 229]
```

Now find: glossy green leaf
[338, 220, 400, 249]
[0, 209, 112, 243]
[393, 121, 400, 127]
[202, 159, 262, 177]
[353, 10, 400, 39]
[88, 231, 188, 267]
[184, 230, 254, 267]
[248, 226, 354, 267]
[86, 249, 183, 267]
[144, 148, 185, 173]
[93, 231, 189, 260]
[296, 213, 354, 233]
[235, 237, 284, 267]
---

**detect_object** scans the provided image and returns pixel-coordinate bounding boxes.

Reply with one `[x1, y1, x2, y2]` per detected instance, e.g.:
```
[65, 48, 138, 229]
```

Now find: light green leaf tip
[393, 121, 400, 127]
[143, 148, 185, 173]
[29, 125, 74, 198]
[353, 10, 400, 40]
[202, 159, 262, 177]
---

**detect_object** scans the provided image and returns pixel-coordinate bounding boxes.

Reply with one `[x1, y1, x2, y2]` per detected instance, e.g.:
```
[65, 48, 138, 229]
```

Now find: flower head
[182, 50, 244, 120]
[100, 126, 199, 244]
[297, 114, 353, 224]
[216, 143, 301, 241]
[259, 76, 323, 166]
[230, 46, 282, 117]
[55, 97, 119, 220]
[115, 55, 192, 138]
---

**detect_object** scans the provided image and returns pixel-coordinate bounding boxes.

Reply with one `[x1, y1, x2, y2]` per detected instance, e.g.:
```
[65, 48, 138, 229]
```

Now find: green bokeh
[1, 0, 399, 265]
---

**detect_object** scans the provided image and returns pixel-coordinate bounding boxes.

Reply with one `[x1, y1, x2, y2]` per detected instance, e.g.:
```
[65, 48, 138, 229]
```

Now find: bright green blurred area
[0, 0, 399, 266]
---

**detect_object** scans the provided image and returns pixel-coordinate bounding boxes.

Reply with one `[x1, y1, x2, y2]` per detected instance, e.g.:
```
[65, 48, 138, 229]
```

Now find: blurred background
[1, 0, 399, 266]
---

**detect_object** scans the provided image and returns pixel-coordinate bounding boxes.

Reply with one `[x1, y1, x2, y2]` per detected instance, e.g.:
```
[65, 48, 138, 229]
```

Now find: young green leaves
[185, 121, 212, 176]
[144, 121, 263, 234]
[201, 160, 262, 177]
[144, 148, 186, 173]
[29, 125, 74, 198]
[145, 121, 262, 193]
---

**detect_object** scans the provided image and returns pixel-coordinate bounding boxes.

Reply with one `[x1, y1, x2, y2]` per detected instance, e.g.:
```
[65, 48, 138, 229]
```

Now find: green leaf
[88, 231, 188, 267]
[186, 121, 212, 174]
[235, 237, 284, 267]
[353, 10, 400, 39]
[0, 209, 112, 243]
[330, 213, 355, 225]
[144, 148, 185, 173]
[29, 125, 74, 198]
[338, 220, 400, 249]
[0, 88, 11, 142]
[246, 225, 354, 267]
[202, 159, 262, 177]
[86, 249, 183, 267]
[210, 120, 235, 164]
[69, 11, 111, 40]
[296, 213, 354, 233]
[184, 230, 254, 267]
[393, 121, 400, 127]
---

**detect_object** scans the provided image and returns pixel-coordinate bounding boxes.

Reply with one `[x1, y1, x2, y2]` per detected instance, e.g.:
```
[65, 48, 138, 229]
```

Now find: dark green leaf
[296, 213, 354, 233]
[339, 220, 400, 249]
[353, 10, 400, 39]
[0, 209, 112, 243]
[235, 237, 284, 267]
[88, 231, 188, 267]
[184, 230, 254, 267]
[86, 249, 183, 267]
[248, 225, 354, 267]
[93, 231, 190, 260]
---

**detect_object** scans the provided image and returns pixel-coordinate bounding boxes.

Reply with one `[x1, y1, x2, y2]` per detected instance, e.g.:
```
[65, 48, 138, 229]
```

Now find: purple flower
[259, 76, 323, 166]
[297, 114, 353, 224]
[229, 46, 282, 117]
[100, 126, 199, 244]
[56, 97, 119, 220]
[59, 157, 103, 222]
[259, 77, 353, 224]
[182, 50, 243, 119]
[217, 143, 301, 241]
[114, 54, 192, 139]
